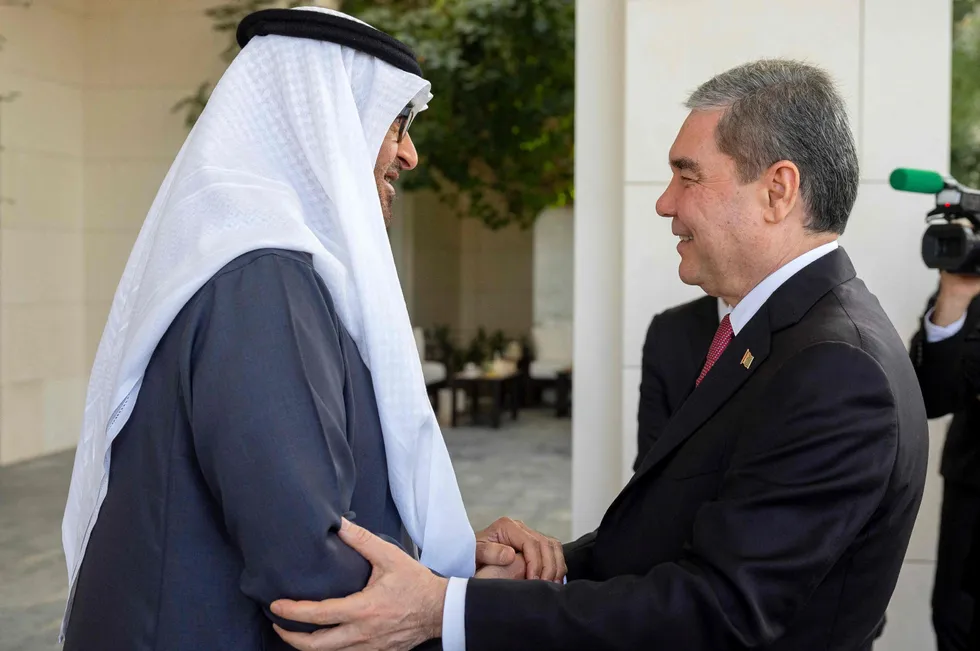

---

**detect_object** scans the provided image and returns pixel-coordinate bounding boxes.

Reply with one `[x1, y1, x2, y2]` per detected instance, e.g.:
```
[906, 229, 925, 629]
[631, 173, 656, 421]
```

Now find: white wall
[576, 1, 952, 648]
[405, 191, 462, 332]
[0, 0, 87, 464]
[533, 206, 575, 325]
[458, 216, 533, 344]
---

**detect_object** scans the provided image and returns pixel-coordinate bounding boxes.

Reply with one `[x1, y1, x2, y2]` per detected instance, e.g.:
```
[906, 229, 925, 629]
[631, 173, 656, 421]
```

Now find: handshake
[473, 517, 567, 583]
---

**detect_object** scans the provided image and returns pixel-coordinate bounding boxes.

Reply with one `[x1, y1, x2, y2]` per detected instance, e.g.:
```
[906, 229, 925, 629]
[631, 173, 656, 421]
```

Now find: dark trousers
[969, 497, 980, 648]
[933, 481, 980, 651]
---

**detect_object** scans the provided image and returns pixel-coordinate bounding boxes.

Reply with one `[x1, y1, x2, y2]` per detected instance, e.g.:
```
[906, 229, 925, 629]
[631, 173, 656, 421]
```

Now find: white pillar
[571, 0, 626, 538]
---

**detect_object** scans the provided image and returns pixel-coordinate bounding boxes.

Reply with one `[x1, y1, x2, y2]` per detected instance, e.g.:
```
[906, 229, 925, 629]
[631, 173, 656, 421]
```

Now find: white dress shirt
[728, 240, 838, 335]
[923, 307, 967, 343]
[717, 296, 732, 322]
[440, 238, 841, 651]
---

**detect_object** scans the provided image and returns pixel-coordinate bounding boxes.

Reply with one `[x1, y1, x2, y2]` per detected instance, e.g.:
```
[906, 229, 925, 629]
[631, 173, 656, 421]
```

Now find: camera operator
[911, 270, 980, 651]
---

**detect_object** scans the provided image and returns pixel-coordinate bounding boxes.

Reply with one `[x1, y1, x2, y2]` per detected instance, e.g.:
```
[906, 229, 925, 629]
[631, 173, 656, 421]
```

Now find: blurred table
[450, 371, 520, 428]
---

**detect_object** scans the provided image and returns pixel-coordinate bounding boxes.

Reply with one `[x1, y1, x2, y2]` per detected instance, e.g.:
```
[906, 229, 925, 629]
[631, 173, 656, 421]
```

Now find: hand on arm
[271, 519, 447, 651]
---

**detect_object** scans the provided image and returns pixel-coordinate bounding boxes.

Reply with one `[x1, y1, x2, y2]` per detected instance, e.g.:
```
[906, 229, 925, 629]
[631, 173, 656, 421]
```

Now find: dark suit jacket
[463, 248, 929, 650]
[909, 291, 980, 489]
[910, 291, 980, 628]
[635, 294, 719, 470]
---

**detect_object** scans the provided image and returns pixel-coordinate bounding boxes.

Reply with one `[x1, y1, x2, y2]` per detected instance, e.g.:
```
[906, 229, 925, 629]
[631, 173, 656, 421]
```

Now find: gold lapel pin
[741, 349, 754, 369]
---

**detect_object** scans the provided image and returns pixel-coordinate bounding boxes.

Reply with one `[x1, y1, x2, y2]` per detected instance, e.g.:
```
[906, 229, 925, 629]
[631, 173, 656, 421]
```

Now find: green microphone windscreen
[889, 168, 946, 194]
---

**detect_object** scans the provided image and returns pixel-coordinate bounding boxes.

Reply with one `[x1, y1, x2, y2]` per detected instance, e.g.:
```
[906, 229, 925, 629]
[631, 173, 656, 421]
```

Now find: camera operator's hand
[931, 271, 980, 326]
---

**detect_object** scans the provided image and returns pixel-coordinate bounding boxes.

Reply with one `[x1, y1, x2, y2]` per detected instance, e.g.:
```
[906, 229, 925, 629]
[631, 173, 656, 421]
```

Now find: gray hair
[686, 59, 859, 234]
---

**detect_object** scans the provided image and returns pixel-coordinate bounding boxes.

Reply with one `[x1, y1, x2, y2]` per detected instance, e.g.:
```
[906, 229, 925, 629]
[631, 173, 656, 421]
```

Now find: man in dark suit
[634, 295, 721, 471]
[270, 59, 929, 651]
[634, 294, 889, 644]
[909, 271, 980, 651]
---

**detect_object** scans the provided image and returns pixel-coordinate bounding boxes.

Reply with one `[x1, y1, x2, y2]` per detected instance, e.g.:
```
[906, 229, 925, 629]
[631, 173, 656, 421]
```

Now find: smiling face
[655, 107, 821, 305]
[655, 60, 856, 305]
[656, 109, 772, 301]
[374, 116, 419, 228]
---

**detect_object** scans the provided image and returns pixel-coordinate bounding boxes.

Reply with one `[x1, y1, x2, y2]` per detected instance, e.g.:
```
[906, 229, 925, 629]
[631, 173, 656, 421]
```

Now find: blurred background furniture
[450, 370, 521, 429]
[415, 327, 447, 408]
[526, 322, 573, 411]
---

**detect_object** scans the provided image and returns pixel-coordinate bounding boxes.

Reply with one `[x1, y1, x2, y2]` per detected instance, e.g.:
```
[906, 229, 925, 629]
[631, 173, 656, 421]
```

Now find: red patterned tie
[696, 314, 733, 387]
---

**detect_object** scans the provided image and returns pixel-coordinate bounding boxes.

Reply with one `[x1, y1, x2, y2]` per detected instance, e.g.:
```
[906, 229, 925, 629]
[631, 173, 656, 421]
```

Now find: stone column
[571, 0, 626, 537]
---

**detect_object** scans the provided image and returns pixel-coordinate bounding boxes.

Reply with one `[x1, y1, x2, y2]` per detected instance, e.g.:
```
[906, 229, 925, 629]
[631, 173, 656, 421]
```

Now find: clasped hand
[475, 516, 567, 582]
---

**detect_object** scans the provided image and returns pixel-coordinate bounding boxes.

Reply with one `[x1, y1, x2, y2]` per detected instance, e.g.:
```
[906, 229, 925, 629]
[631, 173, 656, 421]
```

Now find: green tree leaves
[343, 0, 575, 229]
[952, 0, 980, 187]
[176, 0, 574, 230]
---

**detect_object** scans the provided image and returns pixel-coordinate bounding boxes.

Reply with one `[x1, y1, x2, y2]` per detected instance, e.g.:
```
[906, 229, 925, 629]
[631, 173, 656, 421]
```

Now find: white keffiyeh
[61, 6, 475, 633]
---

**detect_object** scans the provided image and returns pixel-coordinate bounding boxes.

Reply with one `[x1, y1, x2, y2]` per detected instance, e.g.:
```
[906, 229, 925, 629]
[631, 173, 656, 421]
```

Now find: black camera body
[891, 168, 980, 275]
[922, 222, 980, 275]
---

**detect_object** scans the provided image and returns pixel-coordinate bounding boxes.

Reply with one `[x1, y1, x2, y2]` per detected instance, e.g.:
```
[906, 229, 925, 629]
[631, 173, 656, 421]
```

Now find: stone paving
[0, 410, 570, 650]
[445, 409, 572, 541]
[0, 453, 74, 651]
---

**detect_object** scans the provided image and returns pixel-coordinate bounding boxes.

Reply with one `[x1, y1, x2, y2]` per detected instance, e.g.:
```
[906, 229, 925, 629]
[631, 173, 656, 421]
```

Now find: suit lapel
[632, 306, 771, 481]
[610, 248, 859, 515]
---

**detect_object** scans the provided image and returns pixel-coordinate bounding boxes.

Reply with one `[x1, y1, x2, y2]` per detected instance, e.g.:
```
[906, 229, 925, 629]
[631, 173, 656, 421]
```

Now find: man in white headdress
[59, 7, 561, 651]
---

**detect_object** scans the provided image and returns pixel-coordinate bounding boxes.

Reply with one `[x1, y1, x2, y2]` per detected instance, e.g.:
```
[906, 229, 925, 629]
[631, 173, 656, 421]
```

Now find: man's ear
[763, 160, 801, 225]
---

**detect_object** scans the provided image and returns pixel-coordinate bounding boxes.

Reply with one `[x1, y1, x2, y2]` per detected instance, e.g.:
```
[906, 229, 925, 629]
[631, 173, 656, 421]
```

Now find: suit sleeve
[184, 252, 371, 632]
[464, 342, 902, 650]
[911, 292, 980, 417]
[635, 316, 671, 470]
[562, 532, 597, 581]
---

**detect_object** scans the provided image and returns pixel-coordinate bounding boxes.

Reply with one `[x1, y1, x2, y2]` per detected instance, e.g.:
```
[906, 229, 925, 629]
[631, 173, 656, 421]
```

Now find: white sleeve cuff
[924, 307, 967, 343]
[441, 577, 468, 651]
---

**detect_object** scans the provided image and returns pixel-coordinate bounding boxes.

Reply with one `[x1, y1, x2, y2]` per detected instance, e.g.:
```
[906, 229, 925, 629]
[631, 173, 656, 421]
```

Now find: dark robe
[63, 249, 412, 651]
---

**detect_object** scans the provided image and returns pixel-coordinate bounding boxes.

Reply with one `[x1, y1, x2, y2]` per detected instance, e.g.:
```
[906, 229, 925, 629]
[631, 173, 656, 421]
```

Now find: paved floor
[0, 410, 570, 650]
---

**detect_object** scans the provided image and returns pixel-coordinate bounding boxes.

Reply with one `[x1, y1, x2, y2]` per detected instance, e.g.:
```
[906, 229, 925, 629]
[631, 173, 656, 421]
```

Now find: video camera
[891, 168, 980, 275]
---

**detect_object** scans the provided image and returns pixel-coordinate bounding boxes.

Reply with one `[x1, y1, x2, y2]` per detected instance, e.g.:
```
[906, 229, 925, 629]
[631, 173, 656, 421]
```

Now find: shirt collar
[717, 296, 732, 322]
[728, 240, 839, 335]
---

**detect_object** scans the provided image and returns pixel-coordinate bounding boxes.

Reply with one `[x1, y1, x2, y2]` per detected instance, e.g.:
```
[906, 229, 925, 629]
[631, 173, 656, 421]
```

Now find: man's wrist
[931, 296, 972, 327]
[425, 576, 449, 640]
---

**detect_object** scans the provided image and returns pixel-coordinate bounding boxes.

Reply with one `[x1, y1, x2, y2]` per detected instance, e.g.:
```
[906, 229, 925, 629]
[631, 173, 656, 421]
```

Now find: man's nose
[398, 133, 419, 171]
[656, 180, 676, 218]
